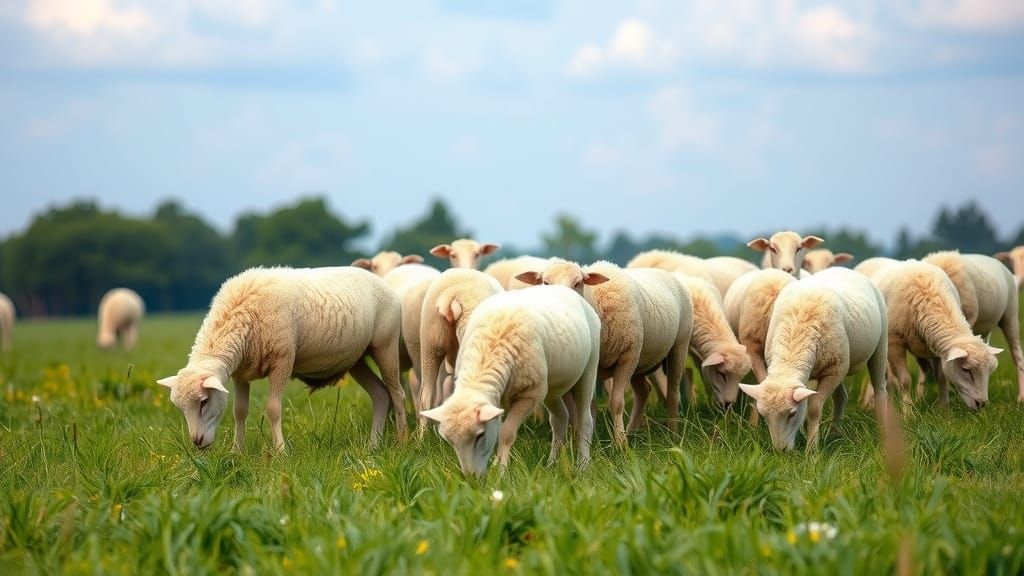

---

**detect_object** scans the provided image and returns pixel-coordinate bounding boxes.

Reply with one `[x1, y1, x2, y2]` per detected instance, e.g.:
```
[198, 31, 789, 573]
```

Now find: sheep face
[739, 382, 816, 452]
[802, 250, 854, 274]
[421, 401, 503, 477]
[515, 259, 610, 295]
[157, 370, 230, 449]
[940, 340, 1001, 410]
[748, 232, 823, 277]
[700, 344, 751, 410]
[431, 240, 500, 269]
[352, 252, 423, 276]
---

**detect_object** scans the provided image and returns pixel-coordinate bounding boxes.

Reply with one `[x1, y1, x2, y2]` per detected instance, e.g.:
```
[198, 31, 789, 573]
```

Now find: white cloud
[567, 18, 676, 78]
[648, 86, 717, 152]
[904, 0, 1024, 32]
[795, 5, 867, 73]
[24, 0, 151, 36]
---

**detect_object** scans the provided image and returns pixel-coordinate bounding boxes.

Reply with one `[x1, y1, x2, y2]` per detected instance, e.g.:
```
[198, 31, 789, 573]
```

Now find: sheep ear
[701, 353, 726, 368]
[747, 238, 770, 252]
[443, 300, 463, 324]
[946, 347, 968, 361]
[801, 236, 825, 249]
[515, 271, 543, 286]
[738, 383, 763, 400]
[400, 254, 424, 265]
[583, 272, 610, 285]
[202, 376, 229, 394]
[157, 376, 178, 388]
[352, 258, 372, 270]
[479, 243, 501, 256]
[477, 404, 504, 422]
[430, 244, 452, 258]
[791, 387, 817, 403]
[994, 251, 1010, 262]
[834, 253, 854, 264]
[420, 406, 447, 423]
[987, 346, 1004, 356]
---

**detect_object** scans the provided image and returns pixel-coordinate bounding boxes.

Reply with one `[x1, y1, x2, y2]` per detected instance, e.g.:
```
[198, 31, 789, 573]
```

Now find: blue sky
[1, 0, 1023, 252]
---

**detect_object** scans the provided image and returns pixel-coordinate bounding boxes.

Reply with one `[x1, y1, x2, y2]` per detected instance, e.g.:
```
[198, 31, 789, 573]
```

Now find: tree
[152, 200, 230, 310]
[541, 214, 598, 263]
[381, 198, 471, 267]
[931, 201, 1000, 255]
[806, 227, 883, 264]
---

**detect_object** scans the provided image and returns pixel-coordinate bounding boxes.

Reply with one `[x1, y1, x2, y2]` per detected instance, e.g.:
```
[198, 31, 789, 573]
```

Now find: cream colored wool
[383, 263, 442, 411]
[853, 257, 900, 280]
[0, 293, 14, 352]
[746, 230, 824, 278]
[97, 288, 145, 350]
[994, 246, 1024, 290]
[430, 238, 501, 269]
[802, 249, 854, 273]
[704, 256, 759, 296]
[723, 269, 797, 385]
[352, 251, 424, 276]
[627, 249, 716, 284]
[483, 255, 552, 290]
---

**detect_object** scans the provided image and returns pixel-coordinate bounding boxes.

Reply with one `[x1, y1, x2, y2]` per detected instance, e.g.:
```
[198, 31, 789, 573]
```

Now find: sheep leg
[571, 367, 596, 469]
[663, 340, 688, 433]
[122, 325, 139, 351]
[996, 306, 1024, 402]
[417, 350, 443, 431]
[266, 365, 291, 453]
[607, 362, 635, 449]
[681, 366, 696, 407]
[832, 382, 848, 424]
[626, 376, 650, 433]
[804, 377, 839, 452]
[349, 361, 392, 447]
[369, 344, 408, 441]
[495, 397, 539, 474]
[748, 349, 767, 426]
[648, 370, 669, 403]
[935, 362, 951, 409]
[543, 396, 569, 466]
[232, 379, 250, 453]
[562, 391, 579, 432]
[867, 341, 888, 415]
[886, 344, 913, 408]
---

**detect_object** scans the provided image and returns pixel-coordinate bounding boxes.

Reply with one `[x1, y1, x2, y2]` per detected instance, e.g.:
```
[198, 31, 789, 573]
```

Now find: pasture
[1, 310, 1023, 575]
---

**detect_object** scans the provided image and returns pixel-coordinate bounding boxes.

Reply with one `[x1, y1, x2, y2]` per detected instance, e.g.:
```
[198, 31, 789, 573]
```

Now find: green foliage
[541, 214, 599, 262]
[380, 198, 471, 267]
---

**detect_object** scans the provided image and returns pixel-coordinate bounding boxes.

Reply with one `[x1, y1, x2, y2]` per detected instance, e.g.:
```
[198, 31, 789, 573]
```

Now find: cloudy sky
[1, 0, 1023, 251]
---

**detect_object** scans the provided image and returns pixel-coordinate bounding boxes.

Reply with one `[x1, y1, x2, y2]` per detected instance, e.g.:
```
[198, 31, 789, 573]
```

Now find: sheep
[994, 246, 1024, 290]
[739, 267, 888, 452]
[723, 269, 798, 386]
[157, 266, 406, 452]
[626, 250, 716, 285]
[352, 251, 424, 276]
[420, 285, 600, 476]
[430, 238, 501, 269]
[802, 249, 854, 273]
[854, 257, 900, 279]
[97, 288, 145, 350]
[922, 251, 1023, 401]
[0, 292, 14, 352]
[747, 231, 824, 277]
[704, 256, 759, 296]
[382, 264, 442, 412]
[516, 259, 693, 446]
[418, 268, 504, 422]
[868, 260, 1003, 409]
[483, 255, 552, 290]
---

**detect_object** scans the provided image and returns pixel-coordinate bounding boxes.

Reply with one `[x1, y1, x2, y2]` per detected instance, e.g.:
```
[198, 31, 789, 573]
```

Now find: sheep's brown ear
[747, 238, 770, 252]
[833, 253, 854, 264]
[352, 258, 372, 269]
[994, 251, 1010, 263]
[400, 254, 424, 265]
[157, 376, 178, 388]
[430, 244, 452, 258]
[583, 272, 610, 285]
[791, 387, 817, 403]
[800, 235, 824, 249]
[479, 243, 501, 256]
[515, 271, 543, 285]
[477, 404, 504, 422]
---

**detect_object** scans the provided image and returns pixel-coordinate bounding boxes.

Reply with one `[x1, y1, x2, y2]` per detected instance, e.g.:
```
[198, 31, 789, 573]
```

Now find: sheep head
[158, 368, 230, 449]
[748, 231, 823, 277]
[515, 258, 609, 295]
[700, 343, 751, 410]
[739, 380, 816, 452]
[940, 337, 1001, 410]
[430, 239, 501, 269]
[802, 249, 854, 274]
[421, 400, 503, 477]
[352, 251, 423, 276]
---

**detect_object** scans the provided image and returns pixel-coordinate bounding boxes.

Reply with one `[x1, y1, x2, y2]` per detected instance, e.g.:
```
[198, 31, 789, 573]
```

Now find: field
[2, 309, 1024, 575]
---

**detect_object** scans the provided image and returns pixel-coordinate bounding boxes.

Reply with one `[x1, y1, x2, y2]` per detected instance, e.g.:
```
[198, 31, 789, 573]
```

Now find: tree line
[0, 197, 1019, 317]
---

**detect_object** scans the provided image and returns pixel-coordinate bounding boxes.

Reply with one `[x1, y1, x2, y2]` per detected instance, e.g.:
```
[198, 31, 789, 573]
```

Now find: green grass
[1, 310, 1024, 575]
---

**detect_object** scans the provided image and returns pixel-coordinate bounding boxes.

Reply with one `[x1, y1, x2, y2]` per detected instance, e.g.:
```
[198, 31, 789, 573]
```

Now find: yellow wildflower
[809, 528, 821, 543]
[760, 543, 773, 558]
[282, 557, 293, 569]
[504, 558, 519, 569]
[336, 535, 347, 550]
[786, 530, 797, 544]
[416, 540, 429, 555]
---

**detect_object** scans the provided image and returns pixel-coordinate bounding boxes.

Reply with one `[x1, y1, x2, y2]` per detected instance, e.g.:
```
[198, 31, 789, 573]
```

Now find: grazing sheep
[723, 269, 798, 386]
[869, 260, 1002, 409]
[483, 255, 551, 290]
[704, 256, 759, 296]
[854, 257, 900, 279]
[994, 246, 1024, 290]
[97, 288, 145, 350]
[626, 250, 716, 284]
[739, 268, 888, 452]
[517, 259, 693, 445]
[430, 238, 501, 269]
[352, 251, 424, 276]
[802, 249, 854, 273]
[747, 231, 824, 277]
[421, 286, 600, 476]
[383, 264, 442, 411]
[418, 268, 504, 420]
[0, 293, 14, 352]
[672, 274, 751, 410]
[157, 267, 406, 452]
[922, 251, 1023, 401]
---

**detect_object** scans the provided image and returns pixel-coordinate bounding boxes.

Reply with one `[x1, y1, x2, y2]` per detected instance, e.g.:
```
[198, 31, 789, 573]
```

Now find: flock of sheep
[2, 236, 1022, 478]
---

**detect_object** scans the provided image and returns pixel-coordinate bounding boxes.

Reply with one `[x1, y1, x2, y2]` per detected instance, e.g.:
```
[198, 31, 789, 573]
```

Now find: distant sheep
[627, 250, 716, 285]
[854, 257, 900, 279]
[430, 239, 501, 269]
[994, 246, 1024, 290]
[421, 286, 600, 476]
[802, 249, 854, 273]
[747, 231, 824, 277]
[158, 267, 406, 452]
[97, 288, 145, 350]
[704, 256, 759, 296]
[352, 251, 424, 276]
[483, 255, 551, 290]
[0, 293, 14, 352]
[382, 264, 442, 411]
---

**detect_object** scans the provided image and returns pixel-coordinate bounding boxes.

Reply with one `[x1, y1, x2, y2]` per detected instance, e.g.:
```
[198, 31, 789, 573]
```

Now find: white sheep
[853, 257, 900, 279]
[97, 288, 145, 350]
[483, 255, 551, 290]
[869, 260, 1002, 409]
[994, 246, 1024, 290]
[430, 238, 501, 269]
[382, 264, 442, 412]
[418, 268, 504, 421]
[420, 285, 600, 477]
[739, 267, 888, 452]
[922, 251, 1023, 401]
[352, 251, 424, 276]
[157, 266, 406, 451]
[723, 269, 798, 386]
[747, 230, 824, 277]
[516, 259, 693, 446]
[626, 250, 716, 285]
[0, 293, 14, 352]
[704, 256, 759, 296]
[802, 249, 854, 273]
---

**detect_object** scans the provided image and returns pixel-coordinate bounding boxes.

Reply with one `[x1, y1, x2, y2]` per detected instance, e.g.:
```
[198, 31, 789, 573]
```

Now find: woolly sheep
[994, 246, 1024, 290]
[383, 264, 442, 411]
[704, 256, 759, 296]
[157, 267, 406, 451]
[352, 251, 424, 276]
[430, 238, 501, 269]
[0, 292, 14, 352]
[723, 269, 798, 386]
[421, 286, 600, 476]
[802, 249, 854, 273]
[97, 288, 145, 350]
[853, 257, 900, 279]
[869, 260, 1002, 409]
[418, 268, 504, 421]
[483, 255, 552, 290]
[747, 231, 824, 277]
[626, 250, 716, 284]
[922, 251, 1023, 401]
[517, 259, 693, 445]
[739, 268, 888, 452]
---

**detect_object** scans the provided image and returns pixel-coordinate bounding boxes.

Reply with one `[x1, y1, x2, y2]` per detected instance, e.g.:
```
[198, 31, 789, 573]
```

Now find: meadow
[1, 309, 1023, 575]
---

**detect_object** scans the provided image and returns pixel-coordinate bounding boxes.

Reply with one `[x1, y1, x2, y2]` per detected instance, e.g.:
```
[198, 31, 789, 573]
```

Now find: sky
[1, 0, 1023, 252]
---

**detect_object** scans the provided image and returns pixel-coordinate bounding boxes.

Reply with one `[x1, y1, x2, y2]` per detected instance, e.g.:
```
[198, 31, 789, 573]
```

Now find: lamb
[352, 251, 424, 276]
[869, 260, 1002, 409]
[418, 268, 504, 421]
[420, 285, 600, 476]
[854, 257, 900, 279]
[97, 288, 145, 350]
[739, 267, 888, 452]
[430, 238, 501, 269]
[157, 266, 406, 452]
[0, 292, 14, 352]
[802, 249, 854, 273]
[723, 269, 798, 386]
[747, 231, 824, 277]
[516, 259, 692, 446]
[922, 251, 1023, 401]
[382, 264, 442, 411]
[483, 255, 551, 290]
[994, 246, 1024, 290]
